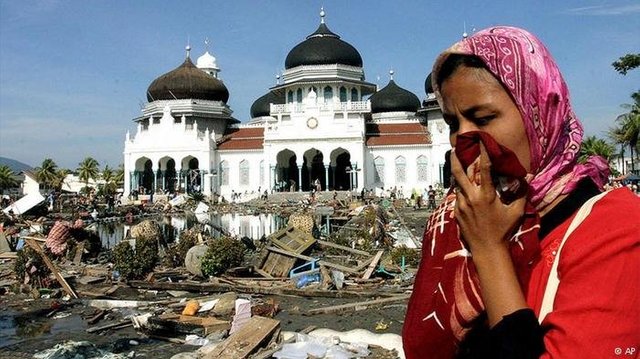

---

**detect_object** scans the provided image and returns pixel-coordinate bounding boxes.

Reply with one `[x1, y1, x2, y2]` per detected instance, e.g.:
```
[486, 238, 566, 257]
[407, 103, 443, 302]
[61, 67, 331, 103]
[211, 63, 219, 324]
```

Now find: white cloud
[562, 4, 640, 16]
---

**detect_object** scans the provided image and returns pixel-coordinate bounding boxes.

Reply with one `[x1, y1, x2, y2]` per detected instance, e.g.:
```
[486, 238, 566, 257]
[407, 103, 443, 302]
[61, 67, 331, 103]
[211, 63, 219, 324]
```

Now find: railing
[270, 101, 370, 114]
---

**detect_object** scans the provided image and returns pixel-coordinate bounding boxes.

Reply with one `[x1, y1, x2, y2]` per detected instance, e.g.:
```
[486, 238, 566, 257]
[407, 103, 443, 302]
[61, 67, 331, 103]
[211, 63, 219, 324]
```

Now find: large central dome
[147, 56, 229, 103]
[284, 13, 363, 70]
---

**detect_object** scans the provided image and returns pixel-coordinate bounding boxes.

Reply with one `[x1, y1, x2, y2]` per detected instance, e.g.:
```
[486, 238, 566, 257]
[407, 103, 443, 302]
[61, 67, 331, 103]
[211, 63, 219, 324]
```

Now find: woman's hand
[451, 142, 529, 326]
[451, 143, 526, 254]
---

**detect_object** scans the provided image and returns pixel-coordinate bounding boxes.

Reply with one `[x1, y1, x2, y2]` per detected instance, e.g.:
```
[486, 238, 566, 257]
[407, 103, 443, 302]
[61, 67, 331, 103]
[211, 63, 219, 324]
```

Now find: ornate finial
[320, 7, 325, 23]
[186, 45, 191, 58]
[204, 37, 210, 51]
[389, 69, 394, 80]
[276, 74, 280, 85]
[462, 21, 468, 39]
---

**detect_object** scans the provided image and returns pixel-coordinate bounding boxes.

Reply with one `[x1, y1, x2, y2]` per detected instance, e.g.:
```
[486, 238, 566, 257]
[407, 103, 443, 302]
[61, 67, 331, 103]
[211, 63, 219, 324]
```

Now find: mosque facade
[123, 11, 451, 199]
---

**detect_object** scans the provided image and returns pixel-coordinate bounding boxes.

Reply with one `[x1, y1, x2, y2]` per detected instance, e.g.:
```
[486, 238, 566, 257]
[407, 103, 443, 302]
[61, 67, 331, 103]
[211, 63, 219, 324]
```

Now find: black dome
[250, 91, 284, 118]
[285, 23, 363, 69]
[370, 80, 420, 114]
[425, 72, 433, 94]
[147, 57, 229, 103]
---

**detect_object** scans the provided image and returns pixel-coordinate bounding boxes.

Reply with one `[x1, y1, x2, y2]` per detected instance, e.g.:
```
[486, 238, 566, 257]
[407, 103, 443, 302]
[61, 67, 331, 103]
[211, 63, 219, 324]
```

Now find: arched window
[220, 161, 229, 186]
[350, 88, 359, 101]
[374, 156, 385, 183]
[395, 156, 406, 184]
[239, 160, 250, 186]
[310, 86, 317, 94]
[296, 88, 303, 103]
[259, 160, 265, 186]
[417, 155, 428, 182]
[323, 86, 333, 102]
[339, 86, 347, 102]
[287, 90, 293, 103]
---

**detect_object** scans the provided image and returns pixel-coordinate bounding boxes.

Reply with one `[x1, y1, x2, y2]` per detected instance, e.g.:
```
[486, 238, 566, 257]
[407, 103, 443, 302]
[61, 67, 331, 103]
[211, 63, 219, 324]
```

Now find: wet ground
[0, 195, 432, 358]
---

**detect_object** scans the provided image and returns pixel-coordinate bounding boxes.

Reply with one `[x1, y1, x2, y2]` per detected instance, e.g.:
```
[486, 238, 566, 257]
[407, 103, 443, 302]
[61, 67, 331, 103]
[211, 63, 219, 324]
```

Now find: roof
[147, 57, 229, 103]
[369, 80, 420, 114]
[250, 91, 284, 118]
[285, 22, 363, 69]
[365, 123, 431, 146]
[217, 127, 265, 150]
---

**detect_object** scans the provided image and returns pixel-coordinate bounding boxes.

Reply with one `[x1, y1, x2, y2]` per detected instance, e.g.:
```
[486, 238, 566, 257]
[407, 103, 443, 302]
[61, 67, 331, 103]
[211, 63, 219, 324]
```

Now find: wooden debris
[362, 250, 385, 280]
[148, 314, 230, 335]
[304, 294, 411, 315]
[258, 227, 316, 277]
[25, 237, 78, 298]
[203, 316, 280, 359]
[86, 319, 132, 333]
[0, 252, 17, 259]
[266, 246, 359, 274]
[87, 309, 107, 325]
[72, 241, 85, 265]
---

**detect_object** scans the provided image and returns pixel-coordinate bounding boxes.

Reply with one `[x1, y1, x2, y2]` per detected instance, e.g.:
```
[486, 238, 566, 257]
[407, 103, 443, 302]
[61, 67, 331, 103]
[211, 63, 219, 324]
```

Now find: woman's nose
[457, 118, 478, 134]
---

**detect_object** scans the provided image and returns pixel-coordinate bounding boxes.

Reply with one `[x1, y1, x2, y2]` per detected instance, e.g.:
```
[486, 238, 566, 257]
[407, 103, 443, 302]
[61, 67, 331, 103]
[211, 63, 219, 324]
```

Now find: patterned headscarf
[432, 26, 609, 210]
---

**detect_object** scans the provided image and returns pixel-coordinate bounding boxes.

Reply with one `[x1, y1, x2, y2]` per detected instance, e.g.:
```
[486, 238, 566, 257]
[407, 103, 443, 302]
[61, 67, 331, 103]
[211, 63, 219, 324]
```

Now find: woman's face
[440, 65, 531, 172]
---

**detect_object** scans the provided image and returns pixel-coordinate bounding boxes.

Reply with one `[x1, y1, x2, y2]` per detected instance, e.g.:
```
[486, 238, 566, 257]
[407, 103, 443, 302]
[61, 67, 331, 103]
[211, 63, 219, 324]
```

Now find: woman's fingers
[451, 151, 473, 195]
[478, 143, 495, 195]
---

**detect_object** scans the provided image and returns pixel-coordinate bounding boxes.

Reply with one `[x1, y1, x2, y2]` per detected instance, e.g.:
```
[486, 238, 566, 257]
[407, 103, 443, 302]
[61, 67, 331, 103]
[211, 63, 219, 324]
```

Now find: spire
[389, 69, 394, 81]
[462, 21, 468, 39]
[204, 37, 210, 51]
[186, 44, 191, 59]
[320, 7, 325, 24]
[276, 74, 280, 85]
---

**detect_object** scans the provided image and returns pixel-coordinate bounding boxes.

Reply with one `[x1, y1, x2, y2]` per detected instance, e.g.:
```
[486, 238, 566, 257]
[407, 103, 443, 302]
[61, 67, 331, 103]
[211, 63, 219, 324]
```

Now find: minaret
[196, 38, 221, 78]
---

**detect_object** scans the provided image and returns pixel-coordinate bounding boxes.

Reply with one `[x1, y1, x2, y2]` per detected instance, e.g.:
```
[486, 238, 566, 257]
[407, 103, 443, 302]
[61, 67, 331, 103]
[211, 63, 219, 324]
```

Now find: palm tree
[77, 157, 100, 190]
[579, 136, 615, 170]
[101, 165, 117, 195]
[615, 94, 640, 173]
[608, 125, 627, 174]
[52, 168, 70, 191]
[115, 164, 125, 187]
[0, 165, 18, 192]
[35, 158, 59, 191]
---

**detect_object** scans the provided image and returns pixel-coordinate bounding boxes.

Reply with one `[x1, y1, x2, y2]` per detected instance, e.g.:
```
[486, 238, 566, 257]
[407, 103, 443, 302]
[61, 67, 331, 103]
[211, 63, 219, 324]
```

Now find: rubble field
[1, 191, 435, 359]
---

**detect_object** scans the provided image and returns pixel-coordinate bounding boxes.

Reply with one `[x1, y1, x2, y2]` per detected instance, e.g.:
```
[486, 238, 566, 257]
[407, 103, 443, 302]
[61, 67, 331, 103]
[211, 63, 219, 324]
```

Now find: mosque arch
[330, 148, 352, 190]
[219, 160, 229, 186]
[181, 156, 201, 193]
[350, 88, 359, 101]
[302, 148, 325, 191]
[374, 156, 385, 184]
[159, 156, 178, 193]
[339, 86, 347, 102]
[323, 86, 333, 103]
[133, 157, 154, 194]
[296, 88, 303, 103]
[275, 149, 298, 192]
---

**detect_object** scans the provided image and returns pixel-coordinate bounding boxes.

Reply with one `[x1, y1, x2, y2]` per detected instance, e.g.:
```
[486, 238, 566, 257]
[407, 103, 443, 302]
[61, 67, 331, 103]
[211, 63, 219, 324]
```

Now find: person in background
[403, 26, 639, 358]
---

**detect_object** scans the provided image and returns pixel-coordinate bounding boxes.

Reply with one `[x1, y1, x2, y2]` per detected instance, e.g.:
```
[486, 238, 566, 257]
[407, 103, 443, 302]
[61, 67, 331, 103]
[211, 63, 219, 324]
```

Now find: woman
[403, 26, 640, 358]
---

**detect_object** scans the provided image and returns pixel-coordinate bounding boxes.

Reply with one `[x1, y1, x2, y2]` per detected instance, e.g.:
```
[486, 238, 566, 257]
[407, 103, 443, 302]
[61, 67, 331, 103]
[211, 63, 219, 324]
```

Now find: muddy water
[93, 212, 288, 248]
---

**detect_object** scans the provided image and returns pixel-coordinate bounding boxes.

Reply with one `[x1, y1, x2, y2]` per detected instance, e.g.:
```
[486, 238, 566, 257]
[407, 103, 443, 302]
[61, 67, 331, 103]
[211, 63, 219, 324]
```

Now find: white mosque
[123, 10, 451, 199]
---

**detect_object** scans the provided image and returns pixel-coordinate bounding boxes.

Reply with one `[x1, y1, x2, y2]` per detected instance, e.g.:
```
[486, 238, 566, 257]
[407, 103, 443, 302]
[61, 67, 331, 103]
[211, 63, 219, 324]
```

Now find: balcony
[270, 101, 370, 115]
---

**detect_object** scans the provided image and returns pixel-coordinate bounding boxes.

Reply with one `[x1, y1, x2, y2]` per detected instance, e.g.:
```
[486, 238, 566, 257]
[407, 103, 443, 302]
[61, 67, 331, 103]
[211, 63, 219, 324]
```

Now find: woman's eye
[448, 119, 459, 133]
[470, 115, 494, 127]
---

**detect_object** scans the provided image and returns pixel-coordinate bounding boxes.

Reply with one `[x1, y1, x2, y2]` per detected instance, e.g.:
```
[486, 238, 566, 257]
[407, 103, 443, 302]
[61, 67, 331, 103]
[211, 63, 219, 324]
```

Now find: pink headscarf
[432, 26, 609, 210]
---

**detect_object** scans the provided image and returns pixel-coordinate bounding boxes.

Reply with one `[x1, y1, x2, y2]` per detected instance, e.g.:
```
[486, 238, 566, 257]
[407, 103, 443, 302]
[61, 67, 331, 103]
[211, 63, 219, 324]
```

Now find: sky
[1, 0, 638, 170]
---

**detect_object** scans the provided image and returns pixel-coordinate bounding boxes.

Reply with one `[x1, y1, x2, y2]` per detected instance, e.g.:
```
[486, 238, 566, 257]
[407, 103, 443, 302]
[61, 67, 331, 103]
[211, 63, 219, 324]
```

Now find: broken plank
[203, 316, 280, 359]
[86, 320, 132, 333]
[304, 294, 411, 315]
[317, 240, 371, 256]
[25, 238, 78, 298]
[362, 250, 385, 280]
[266, 246, 359, 274]
[254, 267, 274, 279]
[0, 252, 17, 259]
[72, 241, 85, 265]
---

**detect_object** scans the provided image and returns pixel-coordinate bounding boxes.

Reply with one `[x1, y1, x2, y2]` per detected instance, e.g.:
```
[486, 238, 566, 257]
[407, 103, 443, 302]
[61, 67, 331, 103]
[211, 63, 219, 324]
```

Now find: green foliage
[35, 158, 60, 190]
[163, 228, 200, 267]
[612, 53, 640, 75]
[610, 92, 640, 173]
[112, 237, 158, 280]
[0, 165, 18, 191]
[200, 236, 245, 277]
[390, 245, 421, 267]
[77, 157, 100, 186]
[190, 192, 205, 202]
[579, 136, 615, 163]
[112, 241, 136, 280]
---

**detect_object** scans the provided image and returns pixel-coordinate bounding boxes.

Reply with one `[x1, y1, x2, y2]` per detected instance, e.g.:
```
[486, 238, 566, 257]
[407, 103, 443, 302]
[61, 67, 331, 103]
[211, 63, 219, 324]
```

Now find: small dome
[370, 80, 420, 114]
[196, 51, 218, 70]
[424, 72, 433, 94]
[147, 57, 229, 103]
[250, 91, 284, 118]
[285, 22, 363, 69]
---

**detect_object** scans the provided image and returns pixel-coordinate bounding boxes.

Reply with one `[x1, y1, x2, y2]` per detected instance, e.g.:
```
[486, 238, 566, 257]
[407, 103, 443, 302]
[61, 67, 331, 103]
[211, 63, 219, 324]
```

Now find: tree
[0, 165, 19, 192]
[77, 157, 100, 189]
[101, 165, 117, 195]
[579, 136, 615, 164]
[115, 164, 125, 187]
[612, 54, 640, 75]
[611, 93, 640, 173]
[35, 158, 59, 191]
